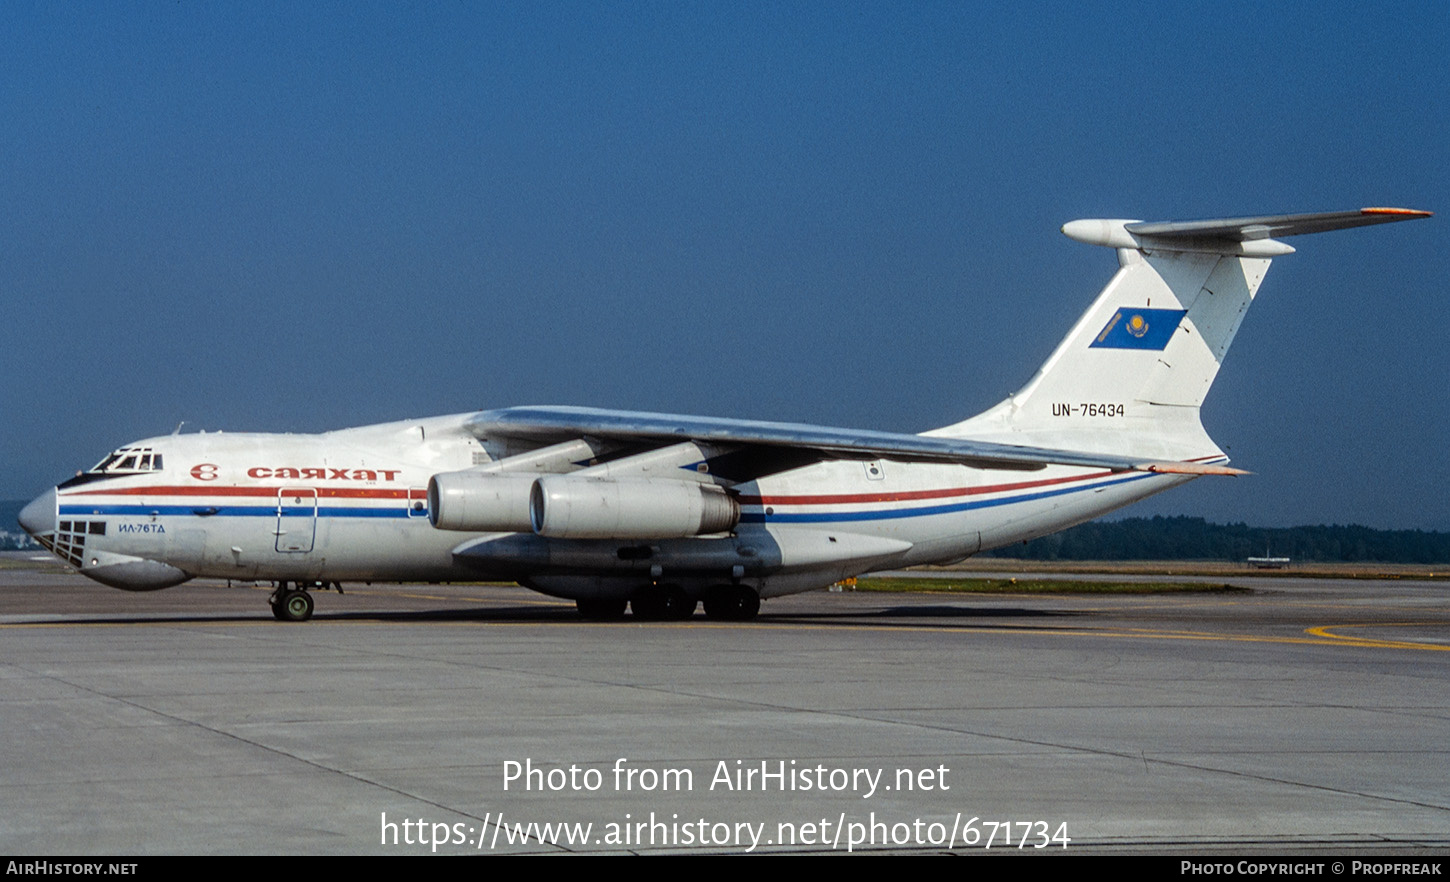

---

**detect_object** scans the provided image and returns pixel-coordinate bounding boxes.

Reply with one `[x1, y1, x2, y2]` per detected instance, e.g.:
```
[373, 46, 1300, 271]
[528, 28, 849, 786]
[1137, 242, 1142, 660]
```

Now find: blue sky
[2, 2, 1445, 528]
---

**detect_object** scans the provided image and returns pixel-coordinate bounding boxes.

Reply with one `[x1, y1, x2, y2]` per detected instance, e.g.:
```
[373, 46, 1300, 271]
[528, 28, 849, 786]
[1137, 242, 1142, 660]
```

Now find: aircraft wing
[464, 406, 1245, 477]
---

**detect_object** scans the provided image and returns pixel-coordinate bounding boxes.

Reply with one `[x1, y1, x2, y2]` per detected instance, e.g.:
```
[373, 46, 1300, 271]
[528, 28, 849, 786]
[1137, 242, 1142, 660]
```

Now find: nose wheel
[269, 585, 315, 622]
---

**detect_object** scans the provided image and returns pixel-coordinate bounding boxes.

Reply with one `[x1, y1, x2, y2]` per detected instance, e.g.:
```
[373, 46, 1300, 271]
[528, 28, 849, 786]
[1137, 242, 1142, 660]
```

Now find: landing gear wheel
[703, 585, 761, 621]
[667, 590, 698, 621]
[630, 587, 666, 621]
[275, 589, 314, 622]
[576, 597, 628, 621]
[631, 584, 695, 621]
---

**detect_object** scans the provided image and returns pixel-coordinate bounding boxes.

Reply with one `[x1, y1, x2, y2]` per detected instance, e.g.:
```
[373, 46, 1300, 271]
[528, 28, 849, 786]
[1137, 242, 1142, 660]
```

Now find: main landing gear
[702, 584, 761, 621]
[629, 584, 696, 621]
[576, 584, 761, 622]
[575, 597, 628, 621]
[268, 581, 342, 622]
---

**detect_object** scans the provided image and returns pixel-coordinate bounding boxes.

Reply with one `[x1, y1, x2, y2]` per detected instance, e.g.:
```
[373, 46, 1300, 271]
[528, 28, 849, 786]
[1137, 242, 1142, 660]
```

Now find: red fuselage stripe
[68, 485, 427, 500]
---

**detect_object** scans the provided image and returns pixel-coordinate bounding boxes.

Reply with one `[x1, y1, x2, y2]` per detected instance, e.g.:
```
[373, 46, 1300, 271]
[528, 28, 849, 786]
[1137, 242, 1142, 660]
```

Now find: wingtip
[1140, 462, 1252, 477]
[1361, 207, 1433, 218]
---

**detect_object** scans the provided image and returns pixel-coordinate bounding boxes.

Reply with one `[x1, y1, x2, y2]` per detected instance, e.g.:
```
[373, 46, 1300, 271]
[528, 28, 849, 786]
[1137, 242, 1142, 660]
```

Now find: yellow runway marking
[5, 615, 1449, 652]
[1304, 623, 1450, 651]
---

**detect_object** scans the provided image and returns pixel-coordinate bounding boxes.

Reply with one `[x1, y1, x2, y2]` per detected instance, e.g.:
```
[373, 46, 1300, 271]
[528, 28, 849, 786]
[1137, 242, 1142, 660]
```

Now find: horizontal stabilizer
[1063, 207, 1430, 256]
[1128, 207, 1431, 240]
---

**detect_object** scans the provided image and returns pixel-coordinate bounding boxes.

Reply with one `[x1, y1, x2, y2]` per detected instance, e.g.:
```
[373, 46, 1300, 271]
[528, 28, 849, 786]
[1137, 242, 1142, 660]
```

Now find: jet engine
[530, 476, 740, 540]
[428, 471, 537, 532]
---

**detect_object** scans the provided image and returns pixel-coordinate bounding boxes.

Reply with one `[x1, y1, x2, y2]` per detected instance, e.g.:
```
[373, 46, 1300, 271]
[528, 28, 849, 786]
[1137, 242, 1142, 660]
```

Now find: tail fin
[937, 208, 1430, 461]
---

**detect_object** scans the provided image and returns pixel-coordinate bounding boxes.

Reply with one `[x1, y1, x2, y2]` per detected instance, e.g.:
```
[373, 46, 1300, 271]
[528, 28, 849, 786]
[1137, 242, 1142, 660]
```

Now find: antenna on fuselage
[172, 421, 185, 435]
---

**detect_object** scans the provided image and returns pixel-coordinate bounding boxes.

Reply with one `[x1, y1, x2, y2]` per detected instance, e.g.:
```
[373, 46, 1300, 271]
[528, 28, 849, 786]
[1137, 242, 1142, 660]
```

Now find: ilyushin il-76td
[19, 207, 1430, 621]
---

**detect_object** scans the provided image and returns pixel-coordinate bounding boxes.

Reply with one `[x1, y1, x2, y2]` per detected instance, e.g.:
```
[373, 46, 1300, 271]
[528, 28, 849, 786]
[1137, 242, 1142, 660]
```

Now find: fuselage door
[275, 488, 318, 553]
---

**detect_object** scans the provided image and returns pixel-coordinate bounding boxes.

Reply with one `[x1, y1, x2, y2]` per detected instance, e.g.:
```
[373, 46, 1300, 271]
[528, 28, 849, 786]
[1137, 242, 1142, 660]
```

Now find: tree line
[982, 516, 1450, 563]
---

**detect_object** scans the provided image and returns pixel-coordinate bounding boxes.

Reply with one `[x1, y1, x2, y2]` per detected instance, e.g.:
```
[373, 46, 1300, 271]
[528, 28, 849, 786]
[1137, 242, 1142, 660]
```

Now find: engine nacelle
[428, 471, 537, 532]
[530, 476, 740, 540]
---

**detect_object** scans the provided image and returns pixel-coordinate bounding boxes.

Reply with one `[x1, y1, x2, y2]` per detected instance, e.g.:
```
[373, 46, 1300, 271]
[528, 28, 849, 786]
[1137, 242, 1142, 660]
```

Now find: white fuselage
[37, 412, 1187, 600]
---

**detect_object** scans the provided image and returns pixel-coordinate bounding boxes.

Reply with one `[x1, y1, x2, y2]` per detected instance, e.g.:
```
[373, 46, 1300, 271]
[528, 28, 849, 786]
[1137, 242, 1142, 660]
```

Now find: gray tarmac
[2, 558, 1448, 855]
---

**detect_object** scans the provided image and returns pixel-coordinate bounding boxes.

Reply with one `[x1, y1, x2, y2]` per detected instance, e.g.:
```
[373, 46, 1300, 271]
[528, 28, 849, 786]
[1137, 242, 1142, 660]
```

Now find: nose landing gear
[267, 581, 341, 622]
[270, 587, 314, 622]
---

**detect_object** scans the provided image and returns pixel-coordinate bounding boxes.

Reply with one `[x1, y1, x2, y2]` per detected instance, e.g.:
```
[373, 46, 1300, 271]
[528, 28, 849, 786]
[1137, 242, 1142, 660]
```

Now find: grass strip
[852, 577, 1250, 595]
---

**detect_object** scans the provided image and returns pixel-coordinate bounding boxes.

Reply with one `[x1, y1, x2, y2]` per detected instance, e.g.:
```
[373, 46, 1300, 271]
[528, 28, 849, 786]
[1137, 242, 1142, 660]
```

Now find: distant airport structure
[1247, 544, 1291, 569]
[1246, 555, 1291, 569]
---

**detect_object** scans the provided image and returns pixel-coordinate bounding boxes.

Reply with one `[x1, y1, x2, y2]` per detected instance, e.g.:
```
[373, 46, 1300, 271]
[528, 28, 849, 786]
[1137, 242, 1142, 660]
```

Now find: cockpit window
[88, 447, 165, 474]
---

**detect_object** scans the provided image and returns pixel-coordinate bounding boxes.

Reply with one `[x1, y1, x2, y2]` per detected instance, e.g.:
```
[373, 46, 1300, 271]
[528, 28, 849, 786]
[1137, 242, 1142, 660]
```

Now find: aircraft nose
[18, 487, 56, 537]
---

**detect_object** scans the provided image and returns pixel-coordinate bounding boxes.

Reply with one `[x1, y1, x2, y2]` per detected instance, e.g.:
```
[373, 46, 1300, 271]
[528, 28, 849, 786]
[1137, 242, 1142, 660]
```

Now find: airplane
[18, 207, 1430, 622]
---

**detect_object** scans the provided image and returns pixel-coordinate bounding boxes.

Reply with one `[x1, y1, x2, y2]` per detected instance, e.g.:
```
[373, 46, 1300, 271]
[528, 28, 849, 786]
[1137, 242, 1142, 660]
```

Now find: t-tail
[935, 208, 1431, 464]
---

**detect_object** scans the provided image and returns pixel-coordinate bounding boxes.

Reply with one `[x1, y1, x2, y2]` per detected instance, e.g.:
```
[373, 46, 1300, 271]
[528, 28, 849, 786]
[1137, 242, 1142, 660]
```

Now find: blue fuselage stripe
[59, 504, 418, 519]
[739, 472, 1154, 523]
[60, 471, 1159, 525]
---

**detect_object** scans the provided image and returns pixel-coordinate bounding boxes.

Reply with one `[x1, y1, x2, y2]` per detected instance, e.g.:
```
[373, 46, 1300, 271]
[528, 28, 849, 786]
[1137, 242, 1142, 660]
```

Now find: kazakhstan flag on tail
[1090, 307, 1187, 351]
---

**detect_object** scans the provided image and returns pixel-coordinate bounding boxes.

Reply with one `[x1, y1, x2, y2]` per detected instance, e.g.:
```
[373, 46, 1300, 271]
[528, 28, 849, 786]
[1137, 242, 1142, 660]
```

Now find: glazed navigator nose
[17, 487, 56, 537]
